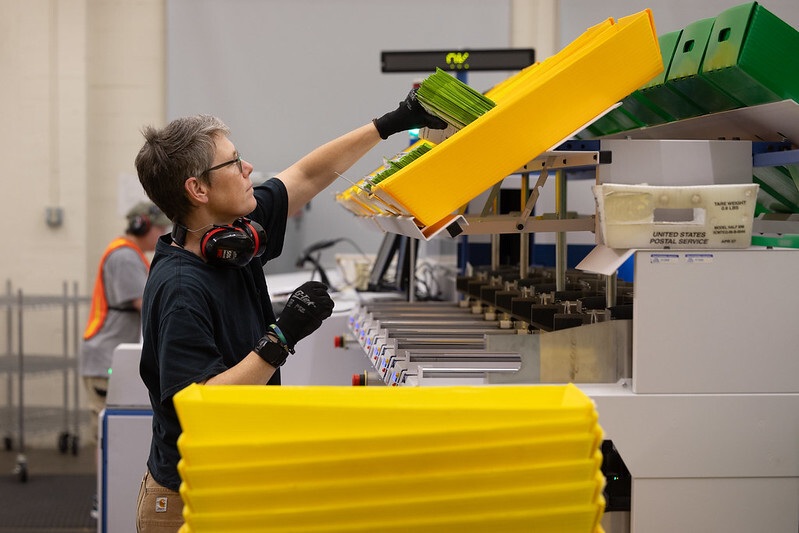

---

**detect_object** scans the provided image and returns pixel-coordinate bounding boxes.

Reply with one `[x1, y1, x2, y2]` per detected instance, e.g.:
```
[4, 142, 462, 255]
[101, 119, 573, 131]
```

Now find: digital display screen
[381, 49, 535, 73]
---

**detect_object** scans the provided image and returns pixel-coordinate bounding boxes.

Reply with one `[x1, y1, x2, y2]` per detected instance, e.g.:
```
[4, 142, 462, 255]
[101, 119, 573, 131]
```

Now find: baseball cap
[126, 201, 171, 227]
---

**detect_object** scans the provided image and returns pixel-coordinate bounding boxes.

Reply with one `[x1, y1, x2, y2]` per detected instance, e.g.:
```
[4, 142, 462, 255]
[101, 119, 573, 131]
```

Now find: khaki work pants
[136, 469, 184, 533]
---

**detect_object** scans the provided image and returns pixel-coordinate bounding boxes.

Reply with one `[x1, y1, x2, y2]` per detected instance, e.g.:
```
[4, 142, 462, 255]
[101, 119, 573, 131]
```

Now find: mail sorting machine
[351, 300, 522, 387]
[350, 266, 633, 388]
[349, 136, 783, 387]
[349, 138, 645, 388]
[346, 135, 799, 533]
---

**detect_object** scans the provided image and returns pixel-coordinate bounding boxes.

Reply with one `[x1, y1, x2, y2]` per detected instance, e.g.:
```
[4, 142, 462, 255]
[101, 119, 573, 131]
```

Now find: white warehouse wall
[167, 0, 519, 274]
[0, 0, 165, 446]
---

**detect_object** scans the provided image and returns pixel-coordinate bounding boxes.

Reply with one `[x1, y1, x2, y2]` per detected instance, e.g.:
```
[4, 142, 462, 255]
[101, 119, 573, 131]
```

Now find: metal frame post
[555, 169, 567, 291]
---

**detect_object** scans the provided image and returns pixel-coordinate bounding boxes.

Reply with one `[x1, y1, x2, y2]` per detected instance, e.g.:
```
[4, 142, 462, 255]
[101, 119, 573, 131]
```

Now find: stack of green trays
[581, 105, 644, 138]
[753, 165, 799, 213]
[664, 17, 744, 118]
[575, 3, 799, 139]
[702, 2, 799, 107]
[416, 68, 496, 129]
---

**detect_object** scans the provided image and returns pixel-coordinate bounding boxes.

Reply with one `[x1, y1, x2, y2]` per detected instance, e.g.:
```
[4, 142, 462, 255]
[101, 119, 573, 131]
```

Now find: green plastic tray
[702, 2, 799, 107]
[583, 106, 643, 137]
[666, 17, 743, 116]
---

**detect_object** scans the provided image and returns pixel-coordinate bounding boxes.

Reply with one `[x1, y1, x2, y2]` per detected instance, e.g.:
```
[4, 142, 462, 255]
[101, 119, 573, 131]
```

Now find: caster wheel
[58, 432, 69, 453]
[14, 457, 27, 483]
[70, 435, 80, 456]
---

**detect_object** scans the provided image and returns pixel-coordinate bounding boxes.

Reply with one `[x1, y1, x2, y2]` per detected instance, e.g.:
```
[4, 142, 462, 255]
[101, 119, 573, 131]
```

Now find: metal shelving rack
[1, 280, 88, 481]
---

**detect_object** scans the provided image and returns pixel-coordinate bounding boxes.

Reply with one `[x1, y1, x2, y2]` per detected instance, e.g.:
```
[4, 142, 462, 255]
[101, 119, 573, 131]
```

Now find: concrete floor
[0, 444, 97, 533]
[0, 444, 96, 476]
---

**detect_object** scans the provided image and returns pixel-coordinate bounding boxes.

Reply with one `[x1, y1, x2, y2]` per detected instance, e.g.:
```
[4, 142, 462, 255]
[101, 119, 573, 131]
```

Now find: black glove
[372, 88, 448, 140]
[275, 281, 334, 349]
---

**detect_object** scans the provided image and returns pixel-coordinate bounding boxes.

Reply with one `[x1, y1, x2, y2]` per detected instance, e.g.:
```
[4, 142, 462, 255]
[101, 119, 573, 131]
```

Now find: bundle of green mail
[366, 142, 435, 190]
[416, 68, 496, 129]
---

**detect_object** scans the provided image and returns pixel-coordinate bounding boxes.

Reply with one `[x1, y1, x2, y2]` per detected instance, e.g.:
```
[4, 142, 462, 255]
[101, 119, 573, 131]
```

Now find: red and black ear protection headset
[128, 215, 151, 236]
[128, 204, 165, 236]
[171, 218, 267, 268]
[128, 212, 154, 237]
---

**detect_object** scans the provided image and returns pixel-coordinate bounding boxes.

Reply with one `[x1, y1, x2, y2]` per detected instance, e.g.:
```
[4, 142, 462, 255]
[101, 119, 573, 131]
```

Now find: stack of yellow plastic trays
[174, 383, 606, 533]
[352, 9, 662, 228]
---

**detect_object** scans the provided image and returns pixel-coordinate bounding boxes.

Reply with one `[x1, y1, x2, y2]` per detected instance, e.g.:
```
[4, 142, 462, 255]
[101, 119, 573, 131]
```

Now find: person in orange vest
[80, 201, 170, 447]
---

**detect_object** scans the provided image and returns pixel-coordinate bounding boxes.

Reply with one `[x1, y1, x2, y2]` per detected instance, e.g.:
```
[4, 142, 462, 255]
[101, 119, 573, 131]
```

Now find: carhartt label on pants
[155, 497, 168, 513]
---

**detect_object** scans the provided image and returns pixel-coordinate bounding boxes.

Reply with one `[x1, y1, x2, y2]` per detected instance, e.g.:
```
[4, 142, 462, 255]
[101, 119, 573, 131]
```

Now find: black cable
[338, 237, 370, 262]
[304, 252, 334, 290]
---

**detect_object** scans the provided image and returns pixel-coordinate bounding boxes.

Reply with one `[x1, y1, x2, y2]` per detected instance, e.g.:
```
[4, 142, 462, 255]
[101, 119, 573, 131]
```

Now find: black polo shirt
[140, 178, 288, 491]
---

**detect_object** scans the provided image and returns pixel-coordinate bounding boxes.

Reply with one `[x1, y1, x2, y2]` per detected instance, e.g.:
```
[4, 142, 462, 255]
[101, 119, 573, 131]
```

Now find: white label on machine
[649, 253, 680, 264]
[685, 253, 714, 263]
[593, 183, 758, 249]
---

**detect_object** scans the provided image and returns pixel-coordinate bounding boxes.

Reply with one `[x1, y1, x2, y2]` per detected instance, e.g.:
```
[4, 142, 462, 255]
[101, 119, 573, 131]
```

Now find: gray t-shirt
[80, 245, 148, 377]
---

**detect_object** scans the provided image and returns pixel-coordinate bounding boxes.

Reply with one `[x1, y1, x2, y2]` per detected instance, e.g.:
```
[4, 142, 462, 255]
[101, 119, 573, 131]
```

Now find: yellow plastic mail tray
[173, 383, 598, 444]
[179, 498, 604, 533]
[181, 473, 604, 520]
[177, 431, 601, 490]
[485, 18, 615, 103]
[180, 458, 603, 514]
[177, 413, 599, 464]
[177, 425, 603, 480]
[372, 10, 662, 227]
[184, 496, 605, 533]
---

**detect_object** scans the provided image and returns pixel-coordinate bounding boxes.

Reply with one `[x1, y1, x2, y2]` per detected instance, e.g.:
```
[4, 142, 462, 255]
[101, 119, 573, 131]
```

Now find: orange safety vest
[83, 237, 150, 340]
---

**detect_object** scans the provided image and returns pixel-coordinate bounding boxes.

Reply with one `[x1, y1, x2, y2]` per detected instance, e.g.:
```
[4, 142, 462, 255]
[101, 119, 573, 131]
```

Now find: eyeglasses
[204, 153, 243, 175]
